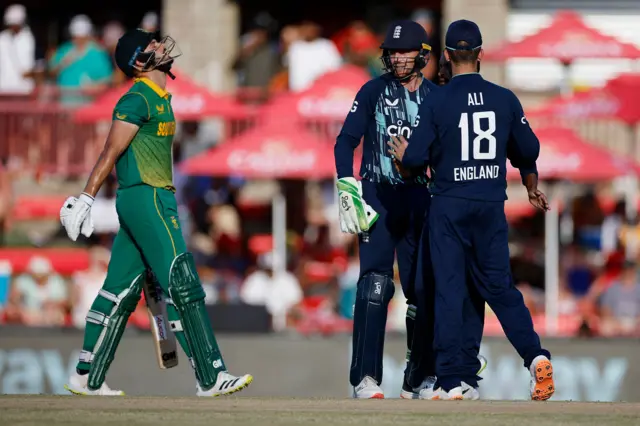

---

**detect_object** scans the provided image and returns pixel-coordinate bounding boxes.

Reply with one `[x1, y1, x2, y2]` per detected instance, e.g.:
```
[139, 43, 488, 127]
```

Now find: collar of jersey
[135, 77, 169, 99]
[451, 72, 481, 79]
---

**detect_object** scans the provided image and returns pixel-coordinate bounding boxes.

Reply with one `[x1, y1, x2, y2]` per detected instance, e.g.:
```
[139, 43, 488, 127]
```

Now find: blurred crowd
[0, 4, 160, 105]
[0, 4, 442, 104]
[0, 3, 639, 338]
[234, 8, 440, 99]
[508, 194, 640, 338]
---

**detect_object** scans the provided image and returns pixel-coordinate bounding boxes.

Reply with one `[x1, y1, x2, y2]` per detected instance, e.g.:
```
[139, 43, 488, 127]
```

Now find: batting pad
[87, 274, 144, 390]
[169, 252, 226, 390]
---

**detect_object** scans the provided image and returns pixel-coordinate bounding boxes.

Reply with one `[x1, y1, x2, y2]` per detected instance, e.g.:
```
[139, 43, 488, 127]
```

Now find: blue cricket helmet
[380, 19, 432, 80]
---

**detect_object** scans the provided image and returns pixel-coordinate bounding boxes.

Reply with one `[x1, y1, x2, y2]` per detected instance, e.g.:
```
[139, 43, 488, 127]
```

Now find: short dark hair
[448, 41, 480, 65]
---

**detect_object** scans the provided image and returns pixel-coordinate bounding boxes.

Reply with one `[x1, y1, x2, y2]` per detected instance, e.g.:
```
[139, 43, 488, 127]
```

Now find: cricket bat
[142, 270, 179, 369]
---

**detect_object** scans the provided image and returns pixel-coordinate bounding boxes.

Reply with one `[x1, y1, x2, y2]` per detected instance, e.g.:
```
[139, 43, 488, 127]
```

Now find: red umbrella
[259, 65, 370, 122]
[75, 70, 256, 122]
[180, 123, 359, 179]
[527, 73, 640, 125]
[507, 127, 640, 181]
[484, 11, 640, 63]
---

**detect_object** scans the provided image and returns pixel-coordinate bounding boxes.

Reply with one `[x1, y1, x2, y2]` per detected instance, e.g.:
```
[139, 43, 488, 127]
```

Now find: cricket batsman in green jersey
[60, 29, 253, 396]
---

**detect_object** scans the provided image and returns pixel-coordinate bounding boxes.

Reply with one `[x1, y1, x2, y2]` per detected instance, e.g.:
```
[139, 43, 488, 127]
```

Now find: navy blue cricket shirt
[401, 73, 539, 201]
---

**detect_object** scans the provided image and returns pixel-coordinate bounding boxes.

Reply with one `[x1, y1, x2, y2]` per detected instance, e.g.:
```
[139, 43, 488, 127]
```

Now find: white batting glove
[336, 177, 379, 234]
[60, 193, 94, 241]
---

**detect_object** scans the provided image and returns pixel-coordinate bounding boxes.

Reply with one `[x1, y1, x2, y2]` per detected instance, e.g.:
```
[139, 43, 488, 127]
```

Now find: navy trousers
[359, 180, 430, 303]
[429, 196, 549, 391]
[407, 202, 486, 389]
[350, 180, 432, 386]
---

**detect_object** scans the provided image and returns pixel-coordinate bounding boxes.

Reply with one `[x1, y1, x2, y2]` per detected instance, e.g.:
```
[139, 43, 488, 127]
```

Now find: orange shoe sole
[370, 393, 384, 399]
[532, 359, 555, 401]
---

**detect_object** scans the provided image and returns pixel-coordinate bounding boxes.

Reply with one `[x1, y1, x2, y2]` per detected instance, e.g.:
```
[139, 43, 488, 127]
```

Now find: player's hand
[528, 188, 550, 211]
[336, 177, 379, 234]
[60, 193, 95, 241]
[387, 135, 409, 163]
[393, 158, 412, 179]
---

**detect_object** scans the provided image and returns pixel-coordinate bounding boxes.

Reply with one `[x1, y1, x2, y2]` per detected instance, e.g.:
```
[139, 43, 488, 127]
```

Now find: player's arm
[334, 81, 376, 178]
[392, 101, 436, 169]
[507, 91, 540, 175]
[335, 81, 379, 234]
[507, 91, 549, 211]
[507, 142, 538, 185]
[83, 94, 149, 196]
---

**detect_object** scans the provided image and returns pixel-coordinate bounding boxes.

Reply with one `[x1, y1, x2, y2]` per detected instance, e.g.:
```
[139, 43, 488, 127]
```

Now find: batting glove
[60, 193, 95, 241]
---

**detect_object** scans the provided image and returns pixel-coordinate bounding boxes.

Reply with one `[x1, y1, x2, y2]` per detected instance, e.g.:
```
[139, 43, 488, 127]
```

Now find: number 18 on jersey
[455, 111, 499, 182]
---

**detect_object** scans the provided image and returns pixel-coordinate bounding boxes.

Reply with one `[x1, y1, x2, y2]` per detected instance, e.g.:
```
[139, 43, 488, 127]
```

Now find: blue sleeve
[506, 90, 540, 184]
[334, 80, 377, 178]
[401, 99, 436, 169]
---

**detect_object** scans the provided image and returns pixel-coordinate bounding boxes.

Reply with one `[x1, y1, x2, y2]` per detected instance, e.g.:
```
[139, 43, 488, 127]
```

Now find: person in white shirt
[0, 4, 35, 95]
[240, 252, 303, 330]
[70, 246, 110, 328]
[286, 21, 342, 92]
[91, 174, 119, 239]
[140, 12, 159, 34]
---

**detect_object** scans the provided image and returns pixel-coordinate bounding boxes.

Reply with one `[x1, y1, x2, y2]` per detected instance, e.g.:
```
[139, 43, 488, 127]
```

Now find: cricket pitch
[1, 396, 639, 426]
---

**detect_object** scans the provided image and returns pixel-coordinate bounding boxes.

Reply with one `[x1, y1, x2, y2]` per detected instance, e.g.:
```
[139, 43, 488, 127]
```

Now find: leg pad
[169, 252, 225, 389]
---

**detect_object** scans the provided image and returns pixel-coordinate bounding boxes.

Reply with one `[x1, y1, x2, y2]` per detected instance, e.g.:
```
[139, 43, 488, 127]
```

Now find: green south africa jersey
[112, 77, 176, 190]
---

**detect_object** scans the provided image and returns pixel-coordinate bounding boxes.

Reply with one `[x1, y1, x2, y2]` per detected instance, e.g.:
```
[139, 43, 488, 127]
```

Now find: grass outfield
[1, 397, 639, 426]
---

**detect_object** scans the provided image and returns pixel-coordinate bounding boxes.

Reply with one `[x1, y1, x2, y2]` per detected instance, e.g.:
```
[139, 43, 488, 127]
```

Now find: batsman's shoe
[400, 376, 436, 399]
[353, 376, 384, 399]
[419, 382, 478, 401]
[460, 382, 480, 400]
[64, 372, 125, 396]
[530, 355, 554, 401]
[196, 371, 253, 397]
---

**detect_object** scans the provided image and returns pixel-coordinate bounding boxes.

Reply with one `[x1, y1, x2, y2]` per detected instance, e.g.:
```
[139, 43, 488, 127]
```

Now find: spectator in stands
[0, 4, 35, 96]
[564, 244, 595, 298]
[336, 21, 380, 76]
[286, 21, 342, 92]
[516, 281, 545, 315]
[91, 173, 119, 246]
[5, 256, 68, 326]
[338, 241, 358, 319]
[601, 200, 626, 257]
[600, 261, 640, 336]
[49, 15, 113, 106]
[0, 159, 13, 246]
[100, 20, 127, 86]
[572, 189, 605, 249]
[233, 12, 280, 99]
[241, 252, 303, 331]
[267, 24, 299, 94]
[0, 260, 11, 313]
[70, 245, 109, 328]
[619, 215, 640, 261]
[140, 11, 159, 35]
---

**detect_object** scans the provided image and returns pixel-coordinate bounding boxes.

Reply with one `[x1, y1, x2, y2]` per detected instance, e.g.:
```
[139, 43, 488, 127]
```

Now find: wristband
[79, 192, 94, 207]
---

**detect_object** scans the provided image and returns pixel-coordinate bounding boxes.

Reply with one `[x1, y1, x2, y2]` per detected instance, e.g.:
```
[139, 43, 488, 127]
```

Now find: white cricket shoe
[408, 355, 487, 400]
[400, 376, 436, 399]
[196, 371, 253, 397]
[460, 381, 480, 400]
[353, 376, 384, 399]
[64, 372, 125, 396]
[529, 355, 555, 401]
[419, 381, 479, 400]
